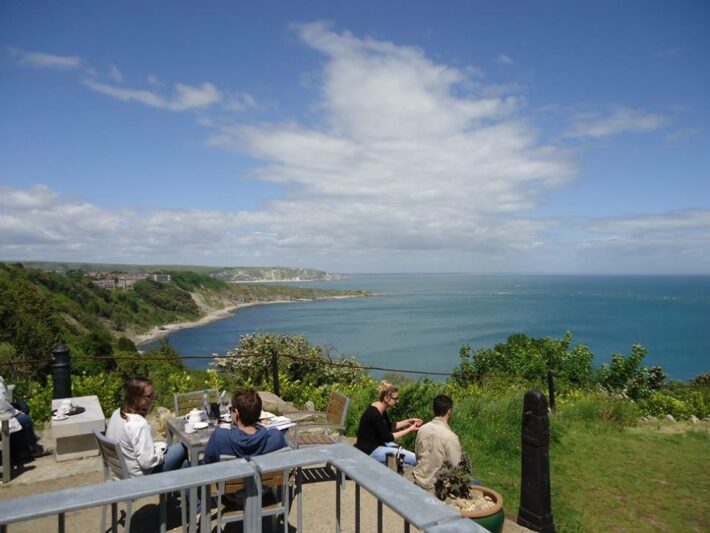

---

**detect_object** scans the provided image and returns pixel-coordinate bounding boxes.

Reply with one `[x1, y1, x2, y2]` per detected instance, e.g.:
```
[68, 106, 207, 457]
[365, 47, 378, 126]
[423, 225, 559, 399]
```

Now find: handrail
[0, 444, 486, 532]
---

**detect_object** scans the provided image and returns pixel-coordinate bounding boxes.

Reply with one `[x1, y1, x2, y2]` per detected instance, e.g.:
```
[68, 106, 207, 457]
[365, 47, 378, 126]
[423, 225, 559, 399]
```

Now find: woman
[354, 381, 422, 466]
[106, 376, 186, 476]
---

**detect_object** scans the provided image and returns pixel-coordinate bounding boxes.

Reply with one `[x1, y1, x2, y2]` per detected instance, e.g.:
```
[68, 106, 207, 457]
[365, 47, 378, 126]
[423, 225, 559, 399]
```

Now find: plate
[52, 413, 69, 421]
[193, 422, 209, 430]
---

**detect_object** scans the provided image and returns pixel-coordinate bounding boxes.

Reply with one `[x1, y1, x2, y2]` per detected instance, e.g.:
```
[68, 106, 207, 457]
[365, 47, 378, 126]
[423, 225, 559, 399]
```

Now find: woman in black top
[354, 382, 422, 465]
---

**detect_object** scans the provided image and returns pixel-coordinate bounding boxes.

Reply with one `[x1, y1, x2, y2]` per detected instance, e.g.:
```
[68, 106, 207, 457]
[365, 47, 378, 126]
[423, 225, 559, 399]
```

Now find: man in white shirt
[413, 394, 462, 493]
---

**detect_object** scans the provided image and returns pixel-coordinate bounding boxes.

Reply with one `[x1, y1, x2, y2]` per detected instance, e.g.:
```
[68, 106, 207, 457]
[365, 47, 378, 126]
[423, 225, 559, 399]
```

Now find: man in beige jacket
[413, 394, 462, 493]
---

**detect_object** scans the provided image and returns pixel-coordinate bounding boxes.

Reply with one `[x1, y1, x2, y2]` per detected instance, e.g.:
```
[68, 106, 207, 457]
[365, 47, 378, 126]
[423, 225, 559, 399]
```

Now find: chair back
[173, 389, 219, 417]
[93, 430, 131, 481]
[325, 391, 350, 427]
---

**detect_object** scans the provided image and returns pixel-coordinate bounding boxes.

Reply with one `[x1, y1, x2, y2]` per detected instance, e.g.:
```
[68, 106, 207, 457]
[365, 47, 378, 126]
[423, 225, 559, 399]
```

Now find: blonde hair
[378, 381, 398, 402]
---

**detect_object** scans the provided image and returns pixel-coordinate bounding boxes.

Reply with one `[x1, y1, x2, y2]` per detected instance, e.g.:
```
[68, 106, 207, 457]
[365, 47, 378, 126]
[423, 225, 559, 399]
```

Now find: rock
[304, 400, 316, 412]
[690, 415, 700, 424]
[258, 391, 296, 414]
[664, 414, 676, 423]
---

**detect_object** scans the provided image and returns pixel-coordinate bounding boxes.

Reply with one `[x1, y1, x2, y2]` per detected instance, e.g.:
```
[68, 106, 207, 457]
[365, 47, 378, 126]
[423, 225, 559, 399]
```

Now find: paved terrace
[1, 424, 531, 532]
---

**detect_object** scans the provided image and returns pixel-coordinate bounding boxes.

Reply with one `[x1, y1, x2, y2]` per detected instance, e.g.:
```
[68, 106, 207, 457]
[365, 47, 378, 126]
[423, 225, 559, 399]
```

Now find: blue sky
[1, 1, 708, 273]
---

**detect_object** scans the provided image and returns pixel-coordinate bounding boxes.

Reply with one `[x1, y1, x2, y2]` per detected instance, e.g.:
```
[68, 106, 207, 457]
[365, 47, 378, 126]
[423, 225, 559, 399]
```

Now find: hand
[410, 418, 423, 428]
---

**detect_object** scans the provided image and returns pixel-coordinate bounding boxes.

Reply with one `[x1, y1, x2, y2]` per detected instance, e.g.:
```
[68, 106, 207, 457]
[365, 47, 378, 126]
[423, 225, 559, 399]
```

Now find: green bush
[452, 332, 594, 385]
[213, 333, 365, 388]
[639, 391, 695, 419]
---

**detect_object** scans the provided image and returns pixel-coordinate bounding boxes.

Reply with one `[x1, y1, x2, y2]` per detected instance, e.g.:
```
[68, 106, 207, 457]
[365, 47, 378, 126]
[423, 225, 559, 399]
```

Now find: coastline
[131, 294, 360, 347]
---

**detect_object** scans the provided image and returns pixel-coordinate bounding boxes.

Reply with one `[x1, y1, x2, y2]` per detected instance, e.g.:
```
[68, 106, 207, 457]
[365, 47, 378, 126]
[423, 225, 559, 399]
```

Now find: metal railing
[0, 444, 486, 533]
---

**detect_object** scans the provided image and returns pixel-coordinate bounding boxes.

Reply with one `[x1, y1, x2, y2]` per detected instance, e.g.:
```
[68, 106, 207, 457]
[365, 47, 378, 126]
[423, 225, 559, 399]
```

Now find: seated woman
[0, 375, 52, 459]
[106, 376, 187, 476]
[354, 381, 422, 466]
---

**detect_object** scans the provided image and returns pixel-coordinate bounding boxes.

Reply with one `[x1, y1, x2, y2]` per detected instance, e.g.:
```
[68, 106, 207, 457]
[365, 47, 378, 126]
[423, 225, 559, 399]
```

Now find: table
[165, 417, 222, 466]
[51, 395, 105, 462]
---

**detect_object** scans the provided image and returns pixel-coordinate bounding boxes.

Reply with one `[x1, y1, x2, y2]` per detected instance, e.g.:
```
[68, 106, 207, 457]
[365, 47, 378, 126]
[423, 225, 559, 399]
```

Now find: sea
[144, 274, 710, 381]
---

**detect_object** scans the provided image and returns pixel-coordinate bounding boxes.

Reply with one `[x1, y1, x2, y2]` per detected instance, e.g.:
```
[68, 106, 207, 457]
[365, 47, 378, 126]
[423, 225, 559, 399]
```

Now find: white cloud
[665, 127, 700, 141]
[9, 48, 82, 70]
[107, 64, 123, 83]
[0, 184, 58, 209]
[565, 107, 667, 139]
[83, 79, 221, 111]
[497, 54, 514, 65]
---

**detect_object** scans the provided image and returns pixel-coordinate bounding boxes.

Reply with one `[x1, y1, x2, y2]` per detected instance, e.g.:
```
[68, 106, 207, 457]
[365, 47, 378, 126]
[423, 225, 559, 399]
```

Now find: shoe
[28, 445, 54, 458]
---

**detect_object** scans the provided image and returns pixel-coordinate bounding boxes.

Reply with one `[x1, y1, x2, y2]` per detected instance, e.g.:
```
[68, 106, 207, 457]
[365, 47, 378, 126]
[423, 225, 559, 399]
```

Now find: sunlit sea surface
[145, 274, 710, 381]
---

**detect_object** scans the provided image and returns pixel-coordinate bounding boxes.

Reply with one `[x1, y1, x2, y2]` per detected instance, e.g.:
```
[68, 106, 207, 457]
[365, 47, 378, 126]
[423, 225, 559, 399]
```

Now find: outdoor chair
[286, 391, 350, 449]
[1, 383, 15, 484]
[173, 389, 219, 418]
[210, 453, 290, 533]
[93, 430, 176, 533]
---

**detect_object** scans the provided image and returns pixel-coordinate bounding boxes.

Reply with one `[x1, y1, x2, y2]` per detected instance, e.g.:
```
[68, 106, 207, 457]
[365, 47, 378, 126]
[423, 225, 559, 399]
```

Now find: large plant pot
[459, 486, 504, 533]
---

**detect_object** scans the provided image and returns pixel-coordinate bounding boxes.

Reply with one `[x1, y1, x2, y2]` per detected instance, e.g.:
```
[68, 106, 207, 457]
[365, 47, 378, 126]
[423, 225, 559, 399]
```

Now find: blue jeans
[10, 413, 39, 459]
[370, 442, 417, 466]
[150, 443, 188, 474]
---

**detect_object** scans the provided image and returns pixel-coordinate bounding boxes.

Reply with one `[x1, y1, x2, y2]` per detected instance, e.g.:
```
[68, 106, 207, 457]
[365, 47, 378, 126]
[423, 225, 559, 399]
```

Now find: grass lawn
[462, 411, 709, 532]
[550, 421, 709, 531]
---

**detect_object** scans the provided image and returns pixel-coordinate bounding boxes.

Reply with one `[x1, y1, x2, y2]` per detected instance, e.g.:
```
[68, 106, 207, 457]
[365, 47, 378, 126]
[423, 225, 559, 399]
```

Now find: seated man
[413, 394, 462, 493]
[203, 388, 287, 463]
[0, 375, 52, 460]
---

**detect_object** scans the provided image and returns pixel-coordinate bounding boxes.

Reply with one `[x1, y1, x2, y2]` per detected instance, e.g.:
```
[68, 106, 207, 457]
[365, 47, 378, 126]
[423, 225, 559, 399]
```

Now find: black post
[51, 344, 72, 399]
[271, 347, 280, 397]
[547, 370, 556, 412]
[518, 389, 555, 533]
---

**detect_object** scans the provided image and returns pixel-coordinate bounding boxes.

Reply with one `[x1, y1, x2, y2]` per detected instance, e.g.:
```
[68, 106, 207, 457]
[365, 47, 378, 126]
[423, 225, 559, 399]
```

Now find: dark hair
[232, 388, 262, 426]
[121, 376, 153, 419]
[433, 394, 453, 417]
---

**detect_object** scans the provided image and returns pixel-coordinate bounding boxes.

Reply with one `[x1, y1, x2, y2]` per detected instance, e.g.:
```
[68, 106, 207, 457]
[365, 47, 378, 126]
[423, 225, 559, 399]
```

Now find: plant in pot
[434, 453, 505, 533]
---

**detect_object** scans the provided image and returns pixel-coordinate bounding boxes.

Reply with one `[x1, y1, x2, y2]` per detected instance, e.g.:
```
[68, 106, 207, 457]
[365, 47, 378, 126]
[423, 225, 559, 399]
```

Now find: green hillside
[0, 263, 366, 378]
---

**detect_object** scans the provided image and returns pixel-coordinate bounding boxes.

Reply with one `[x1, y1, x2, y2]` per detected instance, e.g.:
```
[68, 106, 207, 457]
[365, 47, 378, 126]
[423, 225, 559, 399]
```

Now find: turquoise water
[147, 274, 710, 380]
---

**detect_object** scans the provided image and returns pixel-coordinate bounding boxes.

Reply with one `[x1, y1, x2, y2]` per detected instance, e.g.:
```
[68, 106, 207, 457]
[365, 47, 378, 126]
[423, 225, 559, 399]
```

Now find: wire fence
[1, 351, 455, 377]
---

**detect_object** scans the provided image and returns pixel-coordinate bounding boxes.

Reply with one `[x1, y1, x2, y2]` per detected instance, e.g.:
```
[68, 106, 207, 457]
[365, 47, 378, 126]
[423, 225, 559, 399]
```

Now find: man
[413, 394, 462, 493]
[0, 375, 52, 460]
[203, 388, 287, 463]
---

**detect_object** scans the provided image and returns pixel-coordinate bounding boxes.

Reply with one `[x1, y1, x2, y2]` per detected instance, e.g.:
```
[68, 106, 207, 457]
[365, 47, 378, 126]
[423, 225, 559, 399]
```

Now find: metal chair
[93, 430, 172, 533]
[173, 389, 219, 417]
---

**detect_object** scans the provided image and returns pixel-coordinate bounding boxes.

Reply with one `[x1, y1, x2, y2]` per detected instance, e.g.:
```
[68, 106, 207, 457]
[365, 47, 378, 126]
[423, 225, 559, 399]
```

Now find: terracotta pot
[459, 486, 504, 533]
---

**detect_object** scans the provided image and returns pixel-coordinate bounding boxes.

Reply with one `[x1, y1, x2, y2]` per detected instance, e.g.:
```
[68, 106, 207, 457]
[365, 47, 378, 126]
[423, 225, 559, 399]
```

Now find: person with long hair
[354, 381, 422, 466]
[106, 376, 187, 476]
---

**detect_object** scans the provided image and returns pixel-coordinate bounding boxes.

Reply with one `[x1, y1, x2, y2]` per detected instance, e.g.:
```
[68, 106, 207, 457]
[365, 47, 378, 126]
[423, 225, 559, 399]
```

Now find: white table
[51, 395, 105, 462]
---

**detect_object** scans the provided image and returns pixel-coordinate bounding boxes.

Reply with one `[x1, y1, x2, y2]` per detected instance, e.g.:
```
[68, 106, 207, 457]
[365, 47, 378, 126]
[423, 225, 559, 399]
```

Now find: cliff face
[212, 267, 343, 282]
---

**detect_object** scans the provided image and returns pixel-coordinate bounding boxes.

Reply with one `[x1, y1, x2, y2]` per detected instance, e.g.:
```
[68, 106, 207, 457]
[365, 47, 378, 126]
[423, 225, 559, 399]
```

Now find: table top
[50, 395, 105, 436]
[166, 416, 223, 448]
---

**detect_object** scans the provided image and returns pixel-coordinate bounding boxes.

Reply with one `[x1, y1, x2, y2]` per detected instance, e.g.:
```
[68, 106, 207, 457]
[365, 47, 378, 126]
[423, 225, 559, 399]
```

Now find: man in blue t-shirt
[203, 388, 286, 463]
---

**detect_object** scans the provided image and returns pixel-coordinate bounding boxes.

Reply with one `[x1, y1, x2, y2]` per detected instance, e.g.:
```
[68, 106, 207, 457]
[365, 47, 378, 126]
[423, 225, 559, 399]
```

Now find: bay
[145, 274, 710, 381]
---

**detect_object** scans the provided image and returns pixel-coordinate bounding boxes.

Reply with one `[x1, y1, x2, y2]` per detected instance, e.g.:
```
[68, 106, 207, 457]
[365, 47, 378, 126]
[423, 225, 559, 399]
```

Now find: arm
[394, 418, 423, 430]
[131, 420, 163, 472]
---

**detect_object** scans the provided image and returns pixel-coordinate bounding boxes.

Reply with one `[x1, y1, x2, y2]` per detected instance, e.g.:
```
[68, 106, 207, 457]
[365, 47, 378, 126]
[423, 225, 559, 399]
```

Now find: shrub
[640, 391, 695, 419]
[451, 332, 594, 386]
[598, 344, 666, 400]
[212, 333, 365, 388]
